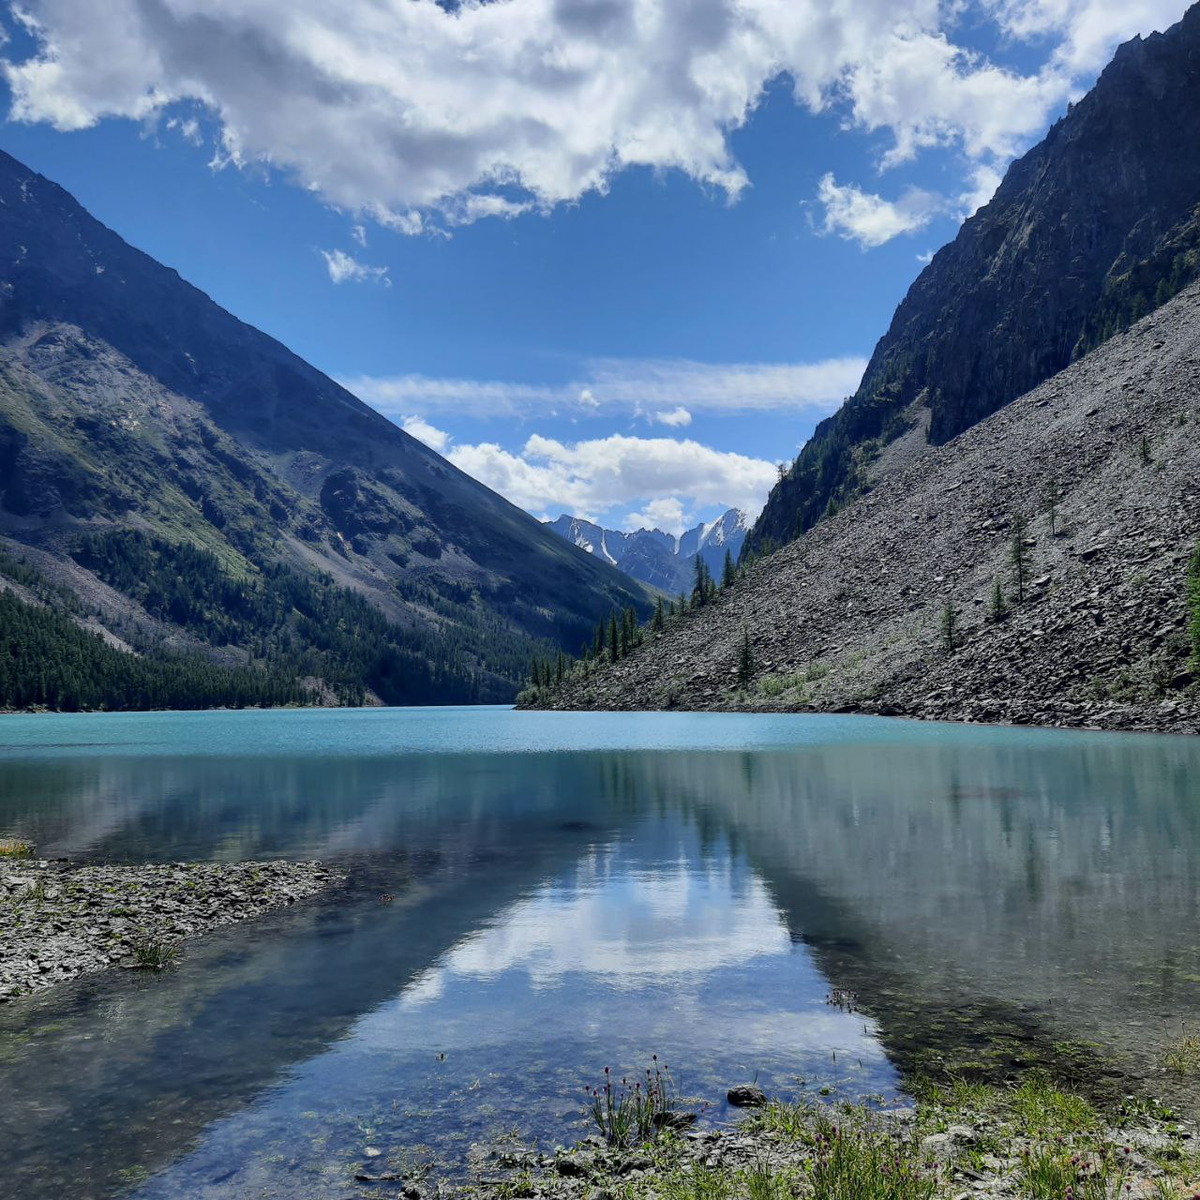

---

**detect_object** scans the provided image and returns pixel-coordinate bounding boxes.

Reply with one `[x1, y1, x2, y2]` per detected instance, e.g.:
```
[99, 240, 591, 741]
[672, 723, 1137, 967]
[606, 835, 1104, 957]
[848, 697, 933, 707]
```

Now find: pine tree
[1010, 511, 1030, 603]
[594, 622, 605, 660]
[1045, 480, 1059, 537]
[721, 548, 736, 589]
[555, 650, 565, 687]
[736, 628, 756, 690]
[609, 611, 620, 664]
[692, 556, 711, 608]
[941, 599, 959, 654]
[989, 579, 1008, 624]
[1188, 542, 1200, 672]
[651, 595, 665, 633]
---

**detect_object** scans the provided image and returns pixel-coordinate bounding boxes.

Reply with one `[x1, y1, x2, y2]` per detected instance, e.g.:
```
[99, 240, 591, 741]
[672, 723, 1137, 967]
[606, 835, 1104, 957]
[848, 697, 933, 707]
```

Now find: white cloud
[816, 173, 943, 248]
[319, 247, 390, 286]
[958, 163, 1003, 216]
[447, 432, 777, 523]
[400, 414, 451, 453]
[165, 114, 201, 146]
[351, 223, 367, 247]
[346, 355, 866, 420]
[986, 0, 1186, 74]
[916, 248, 935, 264]
[653, 406, 693, 428]
[2, 1, 1182, 233]
[624, 497, 689, 536]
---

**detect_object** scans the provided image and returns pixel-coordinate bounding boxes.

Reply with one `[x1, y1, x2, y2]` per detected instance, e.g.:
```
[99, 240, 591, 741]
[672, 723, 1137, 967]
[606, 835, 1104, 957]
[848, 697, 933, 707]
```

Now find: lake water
[1, 707, 1199, 1198]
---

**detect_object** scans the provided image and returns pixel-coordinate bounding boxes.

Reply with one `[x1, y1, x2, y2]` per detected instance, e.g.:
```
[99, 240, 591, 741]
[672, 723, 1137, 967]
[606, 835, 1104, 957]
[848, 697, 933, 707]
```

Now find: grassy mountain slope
[531, 282, 1200, 732]
[750, 3, 1200, 553]
[0, 150, 652, 708]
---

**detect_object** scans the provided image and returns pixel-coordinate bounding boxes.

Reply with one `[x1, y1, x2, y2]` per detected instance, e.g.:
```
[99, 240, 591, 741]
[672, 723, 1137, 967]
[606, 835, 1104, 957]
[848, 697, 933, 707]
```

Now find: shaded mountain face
[750, 2, 1200, 553]
[544, 509, 748, 594]
[0, 149, 651, 705]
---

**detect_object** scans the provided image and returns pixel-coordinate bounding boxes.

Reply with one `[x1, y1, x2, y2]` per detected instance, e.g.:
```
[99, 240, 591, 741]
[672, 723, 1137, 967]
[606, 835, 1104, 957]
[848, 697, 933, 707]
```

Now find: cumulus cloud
[816, 174, 943, 248]
[346, 355, 866, 420]
[319, 248, 390, 286]
[1, 1, 1182, 233]
[653, 406, 693, 428]
[447, 433, 777, 522]
[400, 414, 452, 453]
[624, 497, 689, 536]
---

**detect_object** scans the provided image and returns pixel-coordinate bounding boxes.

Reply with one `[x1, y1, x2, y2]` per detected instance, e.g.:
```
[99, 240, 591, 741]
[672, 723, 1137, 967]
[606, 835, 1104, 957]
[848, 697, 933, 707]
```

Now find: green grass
[1162, 1030, 1200, 1075]
[1017, 1141, 1127, 1200]
[130, 936, 181, 970]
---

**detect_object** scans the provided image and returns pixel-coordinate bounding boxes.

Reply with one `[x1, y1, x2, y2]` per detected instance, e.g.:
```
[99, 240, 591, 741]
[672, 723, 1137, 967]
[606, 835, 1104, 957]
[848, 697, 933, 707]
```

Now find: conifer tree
[609, 611, 620, 664]
[736, 628, 756, 690]
[941, 599, 959, 653]
[1045, 480, 1059, 537]
[1010, 511, 1030, 603]
[989, 579, 1008, 624]
[1189, 542, 1200, 672]
[693, 555, 709, 607]
[652, 595, 665, 633]
[721, 548, 736, 589]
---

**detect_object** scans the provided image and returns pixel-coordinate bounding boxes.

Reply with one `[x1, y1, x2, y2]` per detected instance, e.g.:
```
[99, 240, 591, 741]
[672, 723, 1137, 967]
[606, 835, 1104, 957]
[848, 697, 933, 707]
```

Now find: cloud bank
[3, 1, 1186, 234]
[448, 433, 778, 525]
[347, 356, 867, 420]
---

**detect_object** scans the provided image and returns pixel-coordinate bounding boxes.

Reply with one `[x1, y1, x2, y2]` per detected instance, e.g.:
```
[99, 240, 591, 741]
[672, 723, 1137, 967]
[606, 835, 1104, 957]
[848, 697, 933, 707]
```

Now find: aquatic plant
[130, 936, 181, 970]
[0, 837, 33, 858]
[586, 1056, 680, 1147]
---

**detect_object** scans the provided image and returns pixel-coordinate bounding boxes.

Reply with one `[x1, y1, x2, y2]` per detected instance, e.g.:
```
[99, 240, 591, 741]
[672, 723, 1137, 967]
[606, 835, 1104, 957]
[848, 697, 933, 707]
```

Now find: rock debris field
[0, 853, 339, 1001]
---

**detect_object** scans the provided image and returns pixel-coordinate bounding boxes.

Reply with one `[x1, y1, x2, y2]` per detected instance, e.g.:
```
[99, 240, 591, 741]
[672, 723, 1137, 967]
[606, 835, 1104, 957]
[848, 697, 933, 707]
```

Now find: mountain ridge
[544, 509, 748, 594]
[748, 2, 1200, 553]
[0, 149, 652, 708]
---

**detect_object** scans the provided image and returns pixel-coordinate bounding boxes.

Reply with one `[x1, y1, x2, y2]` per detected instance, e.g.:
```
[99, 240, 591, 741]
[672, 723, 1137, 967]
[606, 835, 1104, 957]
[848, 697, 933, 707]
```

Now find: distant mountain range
[0, 149, 651, 710]
[749, 2, 1200, 554]
[544, 509, 748, 594]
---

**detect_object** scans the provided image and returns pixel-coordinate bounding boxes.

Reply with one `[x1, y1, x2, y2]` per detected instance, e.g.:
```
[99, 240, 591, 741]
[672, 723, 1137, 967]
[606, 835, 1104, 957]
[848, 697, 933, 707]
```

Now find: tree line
[521, 548, 749, 702]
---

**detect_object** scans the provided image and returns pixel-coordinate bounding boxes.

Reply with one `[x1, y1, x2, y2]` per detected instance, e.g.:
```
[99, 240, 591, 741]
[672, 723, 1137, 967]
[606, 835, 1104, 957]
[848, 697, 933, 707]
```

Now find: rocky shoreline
[0, 854, 340, 1001]
[447, 1080, 1199, 1200]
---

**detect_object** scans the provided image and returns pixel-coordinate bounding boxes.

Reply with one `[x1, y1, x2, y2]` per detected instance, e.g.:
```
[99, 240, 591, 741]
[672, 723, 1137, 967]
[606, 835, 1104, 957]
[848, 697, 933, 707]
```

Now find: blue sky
[0, 0, 1188, 535]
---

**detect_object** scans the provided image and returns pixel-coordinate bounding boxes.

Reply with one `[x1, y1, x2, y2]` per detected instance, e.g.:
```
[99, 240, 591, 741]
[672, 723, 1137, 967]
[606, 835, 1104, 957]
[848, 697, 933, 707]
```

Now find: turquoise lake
[1, 707, 1199, 1198]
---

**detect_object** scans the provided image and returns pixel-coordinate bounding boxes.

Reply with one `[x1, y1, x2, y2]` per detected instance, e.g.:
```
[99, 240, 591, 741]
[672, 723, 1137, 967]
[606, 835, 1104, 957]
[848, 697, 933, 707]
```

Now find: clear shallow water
[1, 708, 1199, 1199]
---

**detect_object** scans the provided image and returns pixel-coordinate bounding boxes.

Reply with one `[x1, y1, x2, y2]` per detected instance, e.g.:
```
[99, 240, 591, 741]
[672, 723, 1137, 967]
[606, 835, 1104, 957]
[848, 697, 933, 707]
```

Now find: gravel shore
[0, 854, 340, 1000]
[447, 1082, 1199, 1200]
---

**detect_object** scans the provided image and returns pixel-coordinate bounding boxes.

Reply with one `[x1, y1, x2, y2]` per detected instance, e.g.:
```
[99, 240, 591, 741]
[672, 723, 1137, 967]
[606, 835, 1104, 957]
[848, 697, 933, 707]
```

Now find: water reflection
[0, 709, 1198, 1199]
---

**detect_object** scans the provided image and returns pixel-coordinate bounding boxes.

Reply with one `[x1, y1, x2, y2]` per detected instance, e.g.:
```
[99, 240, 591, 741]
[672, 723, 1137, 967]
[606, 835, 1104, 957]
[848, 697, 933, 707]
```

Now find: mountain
[0, 149, 652, 710]
[544, 509, 748, 594]
[749, 3, 1200, 553]
[529, 280, 1200, 732]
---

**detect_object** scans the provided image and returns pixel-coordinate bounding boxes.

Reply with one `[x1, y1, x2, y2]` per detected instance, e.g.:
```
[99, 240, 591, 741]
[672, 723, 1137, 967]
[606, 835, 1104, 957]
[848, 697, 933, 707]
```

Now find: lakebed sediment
[0, 853, 340, 1000]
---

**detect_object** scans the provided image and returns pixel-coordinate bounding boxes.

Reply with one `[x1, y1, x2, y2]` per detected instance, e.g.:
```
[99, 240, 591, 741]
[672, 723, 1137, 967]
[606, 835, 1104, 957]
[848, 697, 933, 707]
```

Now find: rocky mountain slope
[530, 281, 1200, 732]
[750, 2, 1200, 553]
[0, 149, 651, 707]
[544, 509, 747, 594]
